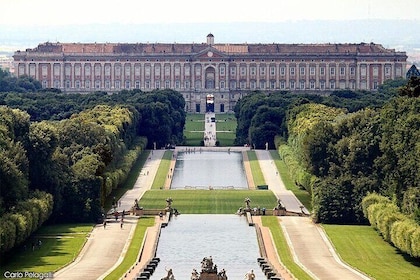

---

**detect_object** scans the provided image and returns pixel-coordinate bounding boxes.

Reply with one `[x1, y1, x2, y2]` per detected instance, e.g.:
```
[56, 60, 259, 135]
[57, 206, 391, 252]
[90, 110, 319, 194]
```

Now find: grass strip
[151, 151, 173, 189]
[261, 216, 312, 280]
[323, 224, 420, 280]
[0, 224, 93, 276]
[139, 189, 277, 214]
[270, 150, 312, 211]
[103, 217, 155, 280]
[247, 151, 266, 187]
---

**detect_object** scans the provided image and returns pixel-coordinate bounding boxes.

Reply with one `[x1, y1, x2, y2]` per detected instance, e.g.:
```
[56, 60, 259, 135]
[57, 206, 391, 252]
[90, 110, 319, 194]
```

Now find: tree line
[0, 88, 185, 257]
[234, 78, 419, 224]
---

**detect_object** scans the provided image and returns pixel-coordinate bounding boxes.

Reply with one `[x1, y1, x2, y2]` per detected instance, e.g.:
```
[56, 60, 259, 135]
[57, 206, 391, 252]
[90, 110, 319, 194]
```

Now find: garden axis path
[255, 150, 370, 280]
[53, 150, 165, 280]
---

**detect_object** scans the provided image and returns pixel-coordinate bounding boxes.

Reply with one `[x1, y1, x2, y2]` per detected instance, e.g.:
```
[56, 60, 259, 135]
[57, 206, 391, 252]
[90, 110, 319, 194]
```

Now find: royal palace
[13, 34, 407, 113]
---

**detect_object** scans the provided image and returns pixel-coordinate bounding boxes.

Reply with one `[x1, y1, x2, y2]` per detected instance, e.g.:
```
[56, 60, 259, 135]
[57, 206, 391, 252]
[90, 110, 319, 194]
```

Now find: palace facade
[13, 34, 407, 113]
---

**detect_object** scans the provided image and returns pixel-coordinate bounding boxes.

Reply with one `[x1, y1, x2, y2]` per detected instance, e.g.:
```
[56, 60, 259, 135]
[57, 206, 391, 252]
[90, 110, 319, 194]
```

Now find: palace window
[340, 67, 345, 76]
[105, 65, 111, 76]
[125, 80, 130, 89]
[65, 65, 71, 77]
[385, 66, 391, 76]
[250, 80, 256, 89]
[330, 67, 336, 76]
[155, 65, 161, 76]
[165, 65, 170, 76]
[115, 80, 120, 89]
[320, 81, 325, 90]
[145, 80, 151, 89]
[240, 67, 246, 76]
[185, 81, 190, 89]
[230, 80, 237, 89]
[135, 65, 141, 76]
[95, 80, 101, 89]
[299, 81, 305, 89]
[95, 65, 102, 77]
[85, 80, 90, 88]
[175, 80, 180, 89]
[174, 65, 180, 76]
[65, 80, 71, 88]
[165, 80, 170, 88]
[289, 67, 295, 76]
[270, 80, 276, 89]
[280, 81, 286, 89]
[339, 81, 346, 89]
[145, 66, 151, 77]
[75, 65, 81, 76]
[300, 67, 305, 75]
[270, 66, 276, 76]
[373, 81, 379, 89]
[42, 80, 48, 88]
[373, 66, 379, 77]
[220, 66, 225, 76]
[320, 67, 325, 76]
[125, 65, 131, 77]
[350, 67, 355, 76]
[230, 67, 236, 76]
[240, 80, 246, 89]
[105, 80, 111, 89]
[41, 65, 48, 78]
[54, 64, 60, 76]
[84, 65, 91, 77]
[289, 81, 295, 89]
[310, 67, 315, 76]
[330, 80, 335, 89]
[260, 80, 266, 89]
[185, 65, 191, 76]
[195, 65, 201, 76]
[361, 66, 367, 77]
[250, 67, 256, 76]
[155, 80, 160, 89]
[280, 67, 285, 76]
[195, 80, 201, 89]
[54, 80, 60, 88]
[220, 81, 225, 89]
[135, 80, 140, 89]
[115, 65, 121, 76]
[310, 81, 315, 89]
[260, 66, 266, 76]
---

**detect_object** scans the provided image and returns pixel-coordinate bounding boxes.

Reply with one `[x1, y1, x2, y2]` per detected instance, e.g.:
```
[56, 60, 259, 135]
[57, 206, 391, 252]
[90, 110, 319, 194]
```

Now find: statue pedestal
[199, 272, 219, 280]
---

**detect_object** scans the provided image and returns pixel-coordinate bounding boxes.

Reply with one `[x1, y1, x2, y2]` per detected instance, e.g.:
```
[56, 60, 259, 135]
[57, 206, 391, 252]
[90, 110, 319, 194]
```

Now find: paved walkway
[204, 112, 217, 146]
[53, 150, 165, 280]
[255, 150, 370, 280]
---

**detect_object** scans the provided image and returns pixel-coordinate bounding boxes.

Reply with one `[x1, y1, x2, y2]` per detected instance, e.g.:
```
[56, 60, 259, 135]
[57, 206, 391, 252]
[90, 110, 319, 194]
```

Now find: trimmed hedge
[0, 190, 53, 256]
[277, 142, 315, 194]
[101, 137, 147, 203]
[362, 193, 420, 258]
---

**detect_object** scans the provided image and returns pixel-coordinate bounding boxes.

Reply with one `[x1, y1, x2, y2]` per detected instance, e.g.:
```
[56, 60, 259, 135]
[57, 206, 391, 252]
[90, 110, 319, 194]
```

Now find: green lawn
[104, 217, 155, 280]
[247, 151, 266, 186]
[151, 150, 173, 189]
[261, 216, 312, 280]
[184, 113, 205, 146]
[0, 224, 93, 277]
[323, 224, 420, 280]
[270, 150, 312, 211]
[139, 189, 277, 214]
[215, 114, 237, 146]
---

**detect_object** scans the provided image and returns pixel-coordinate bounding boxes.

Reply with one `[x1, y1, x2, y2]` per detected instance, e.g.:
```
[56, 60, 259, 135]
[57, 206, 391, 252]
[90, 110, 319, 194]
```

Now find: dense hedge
[0, 190, 53, 256]
[102, 137, 147, 203]
[362, 193, 420, 258]
[275, 136, 315, 193]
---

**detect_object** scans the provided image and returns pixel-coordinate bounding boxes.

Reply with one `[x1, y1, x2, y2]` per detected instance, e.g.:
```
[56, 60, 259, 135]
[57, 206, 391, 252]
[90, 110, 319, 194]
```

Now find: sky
[2, 0, 420, 26]
[1, 0, 420, 58]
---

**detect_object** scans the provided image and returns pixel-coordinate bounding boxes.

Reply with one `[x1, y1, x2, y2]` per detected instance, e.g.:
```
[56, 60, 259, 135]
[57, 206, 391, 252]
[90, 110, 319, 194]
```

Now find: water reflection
[171, 151, 248, 189]
[149, 214, 265, 280]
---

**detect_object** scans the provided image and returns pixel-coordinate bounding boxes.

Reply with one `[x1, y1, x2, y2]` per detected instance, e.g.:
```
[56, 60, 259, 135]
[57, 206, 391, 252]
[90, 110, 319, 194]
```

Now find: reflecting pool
[149, 214, 265, 280]
[171, 151, 248, 189]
